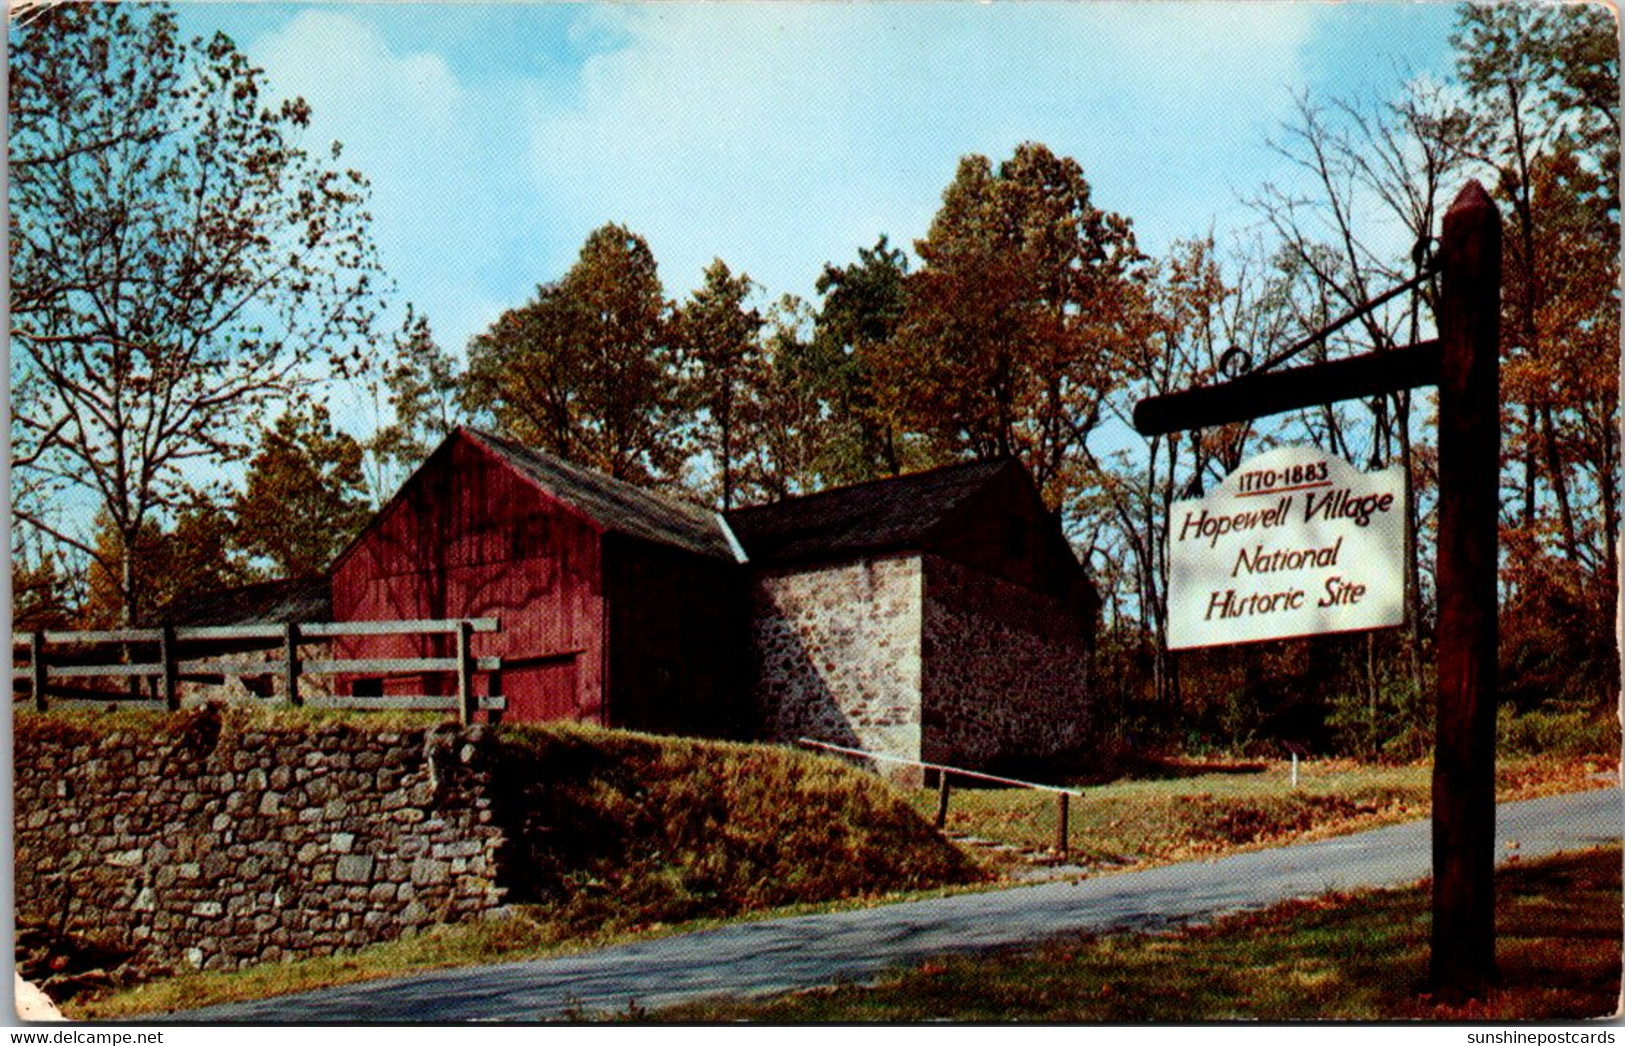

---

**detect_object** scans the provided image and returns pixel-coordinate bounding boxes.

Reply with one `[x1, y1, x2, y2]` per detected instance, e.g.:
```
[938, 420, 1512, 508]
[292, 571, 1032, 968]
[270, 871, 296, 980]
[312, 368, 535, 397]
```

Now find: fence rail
[12, 618, 504, 724]
[797, 737, 1081, 857]
[11, 618, 499, 647]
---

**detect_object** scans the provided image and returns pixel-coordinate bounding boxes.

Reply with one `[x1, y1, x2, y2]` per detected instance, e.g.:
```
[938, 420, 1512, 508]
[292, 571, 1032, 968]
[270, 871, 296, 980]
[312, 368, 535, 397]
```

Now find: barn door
[500, 653, 580, 721]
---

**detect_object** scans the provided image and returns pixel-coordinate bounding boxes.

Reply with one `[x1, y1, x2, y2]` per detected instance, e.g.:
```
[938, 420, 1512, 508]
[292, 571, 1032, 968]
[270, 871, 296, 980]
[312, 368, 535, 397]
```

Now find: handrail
[797, 737, 1082, 797]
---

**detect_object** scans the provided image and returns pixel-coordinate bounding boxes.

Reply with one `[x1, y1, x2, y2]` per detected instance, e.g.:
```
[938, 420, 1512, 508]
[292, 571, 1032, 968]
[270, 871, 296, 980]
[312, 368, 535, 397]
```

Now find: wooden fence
[11, 618, 505, 725]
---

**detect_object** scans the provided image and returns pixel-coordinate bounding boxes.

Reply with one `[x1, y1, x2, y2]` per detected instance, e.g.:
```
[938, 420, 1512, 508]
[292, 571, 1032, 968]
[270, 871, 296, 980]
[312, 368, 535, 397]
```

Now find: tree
[9, 4, 384, 623]
[11, 551, 79, 633]
[1453, 2, 1618, 566]
[462, 224, 684, 485]
[1084, 238, 1231, 707]
[233, 405, 372, 578]
[673, 260, 765, 510]
[806, 236, 913, 484]
[367, 305, 462, 499]
[462, 285, 579, 463]
[894, 143, 1144, 512]
[1452, 2, 1619, 708]
[739, 295, 827, 502]
[1248, 81, 1475, 703]
[81, 502, 249, 628]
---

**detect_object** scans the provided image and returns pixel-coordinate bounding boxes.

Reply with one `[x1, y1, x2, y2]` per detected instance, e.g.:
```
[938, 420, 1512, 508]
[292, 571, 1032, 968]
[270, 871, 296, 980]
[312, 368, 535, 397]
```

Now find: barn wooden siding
[330, 433, 607, 723]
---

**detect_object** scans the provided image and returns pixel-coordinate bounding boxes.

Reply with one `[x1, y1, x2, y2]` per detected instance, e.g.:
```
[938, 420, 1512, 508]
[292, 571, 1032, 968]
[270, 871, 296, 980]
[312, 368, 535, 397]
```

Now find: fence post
[30, 630, 47, 712]
[160, 625, 180, 711]
[934, 771, 952, 829]
[1055, 793, 1070, 858]
[456, 620, 475, 725]
[283, 622, 302, 707]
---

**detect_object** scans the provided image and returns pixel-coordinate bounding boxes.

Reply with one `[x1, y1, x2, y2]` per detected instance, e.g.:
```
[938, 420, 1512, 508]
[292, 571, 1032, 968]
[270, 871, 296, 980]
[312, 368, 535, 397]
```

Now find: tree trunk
[1538, 403, 1578, 559]
[119, 535, 137, 628]
[1518, 406, 1536, 540]
[1601, 418, 1620, 601]
[1366, 631, 1379, 754]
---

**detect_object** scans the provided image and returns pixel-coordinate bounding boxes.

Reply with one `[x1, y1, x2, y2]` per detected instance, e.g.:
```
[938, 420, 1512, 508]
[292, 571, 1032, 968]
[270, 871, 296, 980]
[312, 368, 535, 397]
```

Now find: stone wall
[13, 709, 504, 976]
[921, 554, 1093, 770]
[750, 554, 923, 771]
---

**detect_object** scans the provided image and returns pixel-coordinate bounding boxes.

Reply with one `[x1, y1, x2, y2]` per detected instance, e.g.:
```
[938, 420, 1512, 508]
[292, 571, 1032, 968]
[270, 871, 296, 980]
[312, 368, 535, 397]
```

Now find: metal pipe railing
[798, 737, 1081, 796]
[797, 736, 1081, 857]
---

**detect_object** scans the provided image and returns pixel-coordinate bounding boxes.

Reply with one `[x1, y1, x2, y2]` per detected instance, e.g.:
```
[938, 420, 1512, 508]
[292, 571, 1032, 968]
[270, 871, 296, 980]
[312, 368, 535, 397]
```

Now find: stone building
[729, 458, 1098, 774]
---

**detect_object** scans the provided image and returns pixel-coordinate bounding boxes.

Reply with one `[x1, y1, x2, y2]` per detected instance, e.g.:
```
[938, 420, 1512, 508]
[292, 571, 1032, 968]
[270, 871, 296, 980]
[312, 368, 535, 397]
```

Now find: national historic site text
[1166, 447, 1406, 649]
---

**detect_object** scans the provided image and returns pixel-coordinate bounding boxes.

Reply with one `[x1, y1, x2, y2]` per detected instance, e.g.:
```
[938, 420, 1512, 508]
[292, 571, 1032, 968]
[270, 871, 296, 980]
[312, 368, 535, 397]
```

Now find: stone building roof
[156, 575, 332, 627]
[467, 428, 737, 561]
[724, 458, 1018, 567]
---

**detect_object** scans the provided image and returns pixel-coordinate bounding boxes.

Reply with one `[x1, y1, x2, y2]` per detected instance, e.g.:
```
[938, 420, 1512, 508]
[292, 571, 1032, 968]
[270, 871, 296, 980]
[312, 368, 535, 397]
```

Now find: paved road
[175, 787, 1620, 1023]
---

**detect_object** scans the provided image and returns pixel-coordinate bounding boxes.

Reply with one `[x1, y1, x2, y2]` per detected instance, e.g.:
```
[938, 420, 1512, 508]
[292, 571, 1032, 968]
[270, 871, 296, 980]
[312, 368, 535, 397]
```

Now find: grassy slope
[486, 723, 983, 932]
[661, 845, 1623, 1022]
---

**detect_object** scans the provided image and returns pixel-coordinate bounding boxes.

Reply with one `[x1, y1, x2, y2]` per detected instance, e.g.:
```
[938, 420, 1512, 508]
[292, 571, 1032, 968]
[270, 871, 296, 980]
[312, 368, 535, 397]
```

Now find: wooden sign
[1167, 446, 1404, 649]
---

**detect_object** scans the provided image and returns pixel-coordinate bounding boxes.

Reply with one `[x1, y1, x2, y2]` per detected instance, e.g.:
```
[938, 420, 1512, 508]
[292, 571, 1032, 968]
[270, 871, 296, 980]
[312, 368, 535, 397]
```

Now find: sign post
[1430, 180, 1501, 1003]
[1133, 181, 1501, 1003]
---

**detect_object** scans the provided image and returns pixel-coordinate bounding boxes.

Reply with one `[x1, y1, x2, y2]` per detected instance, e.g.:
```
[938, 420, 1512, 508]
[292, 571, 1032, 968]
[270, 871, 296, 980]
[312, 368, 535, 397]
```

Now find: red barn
[329, 428, 750, 735]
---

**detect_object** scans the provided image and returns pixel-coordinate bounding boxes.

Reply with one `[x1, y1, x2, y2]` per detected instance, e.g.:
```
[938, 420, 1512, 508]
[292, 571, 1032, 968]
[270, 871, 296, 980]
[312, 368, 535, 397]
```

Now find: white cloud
[248, 10, 546, 392]
[524, 3, 1319, 299]
[255, 10, 463, 132]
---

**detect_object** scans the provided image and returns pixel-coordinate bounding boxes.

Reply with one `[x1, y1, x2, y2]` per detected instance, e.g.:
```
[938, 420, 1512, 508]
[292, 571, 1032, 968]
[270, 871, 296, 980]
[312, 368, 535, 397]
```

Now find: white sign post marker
[1166, 446, 1405, 650]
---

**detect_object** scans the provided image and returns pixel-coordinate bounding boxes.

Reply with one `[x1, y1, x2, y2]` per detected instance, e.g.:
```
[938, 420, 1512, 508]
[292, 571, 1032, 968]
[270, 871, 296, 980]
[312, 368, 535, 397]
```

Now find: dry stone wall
[750, 554, 924, 774]
[13, 709, 504, 976]
[921, 554, 1093, 769]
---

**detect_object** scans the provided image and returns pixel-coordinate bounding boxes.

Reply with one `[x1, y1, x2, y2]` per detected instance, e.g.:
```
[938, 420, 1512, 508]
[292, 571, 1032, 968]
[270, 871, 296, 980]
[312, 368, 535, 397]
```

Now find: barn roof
[725, 457, 1018, 566]
[467, 428, 738, 561]
[156, 575, 332, 627]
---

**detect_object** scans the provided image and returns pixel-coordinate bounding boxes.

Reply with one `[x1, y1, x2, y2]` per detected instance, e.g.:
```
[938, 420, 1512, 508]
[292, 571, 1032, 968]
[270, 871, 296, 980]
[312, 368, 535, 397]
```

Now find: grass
[485, 723, 982, 930]
[13, 703, 452, 737]
[914, 754, 1615, 875]
[1499, 706, 1622, 759]
[658, 845, 1623, 1022]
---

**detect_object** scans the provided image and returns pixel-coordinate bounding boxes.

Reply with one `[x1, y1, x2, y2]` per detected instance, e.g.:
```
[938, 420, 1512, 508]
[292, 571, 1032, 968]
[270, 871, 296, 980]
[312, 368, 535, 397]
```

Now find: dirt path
[166, 787, 1621, 1023]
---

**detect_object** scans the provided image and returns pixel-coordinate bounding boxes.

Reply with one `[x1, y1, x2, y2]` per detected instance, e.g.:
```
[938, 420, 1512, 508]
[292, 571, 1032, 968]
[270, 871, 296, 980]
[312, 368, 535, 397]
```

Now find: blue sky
[174, 1, 1463, 425]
